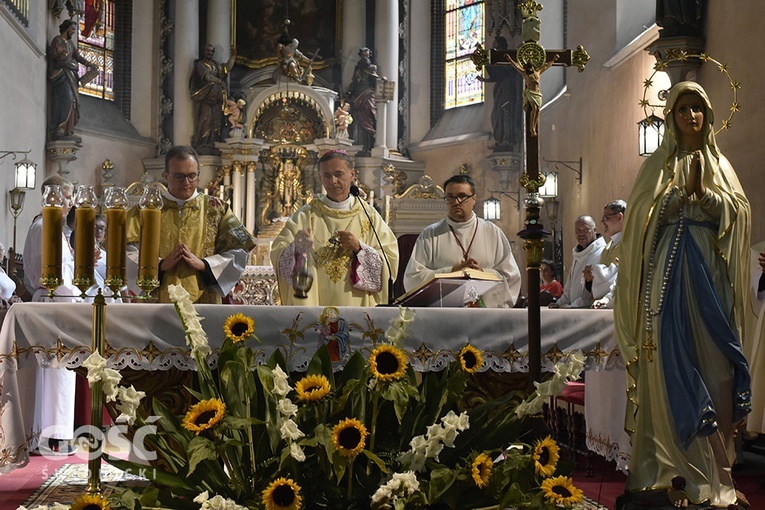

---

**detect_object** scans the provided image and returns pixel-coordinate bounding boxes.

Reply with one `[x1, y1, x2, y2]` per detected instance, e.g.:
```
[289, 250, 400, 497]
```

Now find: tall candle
[106, 208, 127, 282]
[138, 208, 161, 280]
[41, 206, 63, 283]
[74, 206, 96, 282]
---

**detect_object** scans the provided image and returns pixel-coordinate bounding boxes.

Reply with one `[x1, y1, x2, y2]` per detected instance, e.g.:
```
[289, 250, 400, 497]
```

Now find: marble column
[342, 1, 366, 91]
[232, 161, 244, 221]
[374, 0, 399, 151]
[206, 0, 232, 62]
[245, 162, 256, 232]
[173, 1, 200, 146]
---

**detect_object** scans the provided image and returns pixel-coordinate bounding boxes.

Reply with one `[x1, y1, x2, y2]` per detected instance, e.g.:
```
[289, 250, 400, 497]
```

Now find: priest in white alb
[270, 150, 399, 306]
[403, 174, 521, 307]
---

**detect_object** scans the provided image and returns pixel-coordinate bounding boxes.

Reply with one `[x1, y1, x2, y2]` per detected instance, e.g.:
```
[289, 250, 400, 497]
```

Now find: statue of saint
[189, 44, 236, 155]
[48, 19, 98, 143]
[275, 36, 314, 85]
[347, 47, 379, 153]
[477, 36, 523, 151]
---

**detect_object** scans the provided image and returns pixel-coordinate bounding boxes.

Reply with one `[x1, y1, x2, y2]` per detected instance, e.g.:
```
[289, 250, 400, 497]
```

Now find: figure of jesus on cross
[505, 53, 558, 137]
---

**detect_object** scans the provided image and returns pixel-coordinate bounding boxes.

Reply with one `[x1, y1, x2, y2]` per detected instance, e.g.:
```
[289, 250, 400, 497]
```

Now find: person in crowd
[549, 215, 606, 308]
[189, 44, 236, 155]
[48, 19, 97, 142]
[614, 81, 751, 508]
[126, 145, 255, 303]
[270, 149, 398, 306]
[539, 259, 563, 306]
[0, 243, 16, 301]
[403, 174, 521, 307]
[587, 199, 626, 309]
[22, 174, 79, 455]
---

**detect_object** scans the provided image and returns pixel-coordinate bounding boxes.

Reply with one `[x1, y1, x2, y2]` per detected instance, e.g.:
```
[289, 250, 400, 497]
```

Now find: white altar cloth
[0, 303, 628, 473]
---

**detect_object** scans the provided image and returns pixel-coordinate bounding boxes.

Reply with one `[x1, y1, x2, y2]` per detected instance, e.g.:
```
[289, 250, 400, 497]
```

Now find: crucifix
[471, 0, 589, 384]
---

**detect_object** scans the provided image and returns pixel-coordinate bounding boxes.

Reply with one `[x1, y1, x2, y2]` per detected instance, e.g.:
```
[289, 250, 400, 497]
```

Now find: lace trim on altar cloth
[586, 429, 631, 473]
[278, 243, 297, 284]
[352, 242, 383, 293]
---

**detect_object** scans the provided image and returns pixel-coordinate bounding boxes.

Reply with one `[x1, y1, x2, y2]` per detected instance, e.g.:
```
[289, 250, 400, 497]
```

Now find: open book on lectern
[393, 268, 503, 307]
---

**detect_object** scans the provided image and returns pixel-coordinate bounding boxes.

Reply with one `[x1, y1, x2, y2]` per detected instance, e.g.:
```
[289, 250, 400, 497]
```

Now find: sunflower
[533, 435, 561, 477]
[332, 417, 368, 457]
[540, 475, 584, 506]
[182, 398, 226, 435]
[471, 452, 493, 488]
[223, 313, 255, 343]
[369, 344, 408, 381]
[458, 345, 483, 373]
[294, 374, 331, 402]
[262, 476, 303, 510]
[71, 493, 111, 510]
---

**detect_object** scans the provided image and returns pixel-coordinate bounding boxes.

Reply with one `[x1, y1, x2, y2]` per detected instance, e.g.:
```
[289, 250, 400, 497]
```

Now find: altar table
[0, 303, 628, 473]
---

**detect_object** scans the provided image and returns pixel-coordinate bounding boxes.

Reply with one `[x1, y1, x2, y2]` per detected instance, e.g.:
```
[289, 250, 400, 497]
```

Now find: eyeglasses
[444, 194, 475, 205]
[601, 212, 621, 222]
[169, 172, 199, 183]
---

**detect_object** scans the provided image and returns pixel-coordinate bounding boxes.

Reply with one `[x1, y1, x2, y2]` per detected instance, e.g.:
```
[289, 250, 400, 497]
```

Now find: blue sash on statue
[659, 220, 751, 449]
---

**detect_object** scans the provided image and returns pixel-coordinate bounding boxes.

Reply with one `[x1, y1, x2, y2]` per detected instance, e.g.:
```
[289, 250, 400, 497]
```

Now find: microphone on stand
[350, 185, 394, 305]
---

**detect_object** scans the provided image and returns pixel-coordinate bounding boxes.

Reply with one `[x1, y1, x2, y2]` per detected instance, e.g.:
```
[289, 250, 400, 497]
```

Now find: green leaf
[186, 435, 217, 475]
[427, 466, 458, 502]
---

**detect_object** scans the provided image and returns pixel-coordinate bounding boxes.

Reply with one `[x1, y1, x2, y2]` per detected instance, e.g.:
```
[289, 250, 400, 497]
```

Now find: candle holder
[292, 240, 314, 299]
[40, 185, 64, 294]
[136, 184, 163, 299]
[104, 186, 129, 296]
[73, 184, 98, 295]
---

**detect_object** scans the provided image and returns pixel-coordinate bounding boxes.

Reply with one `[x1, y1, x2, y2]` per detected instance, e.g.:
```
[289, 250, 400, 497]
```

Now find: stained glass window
[78, 0, 115, 101]
[444, 0, 484, 109]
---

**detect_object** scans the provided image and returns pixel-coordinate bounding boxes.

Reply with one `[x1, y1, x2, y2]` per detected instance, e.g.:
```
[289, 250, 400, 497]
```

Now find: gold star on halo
[721, 119, 732, 130]
[731, 80, 741, 91]
[639, 99, 649, 107]
[718, 62, 729, 73]
[730, 102, 740, 113]
[655, 60, 668, 71]
[699, 53, 710, 61]
[643, 78, 654, 87]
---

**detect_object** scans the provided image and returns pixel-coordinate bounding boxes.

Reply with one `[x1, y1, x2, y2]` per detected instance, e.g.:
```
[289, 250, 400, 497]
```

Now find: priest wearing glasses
[403, 174, 521, 307]
[126, 145, 256, 303]
[270, 149, 399, 306]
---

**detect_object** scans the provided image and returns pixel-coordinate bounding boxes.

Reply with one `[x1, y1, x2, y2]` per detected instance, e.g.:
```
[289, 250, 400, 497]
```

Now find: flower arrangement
[104, 284, 588, 510]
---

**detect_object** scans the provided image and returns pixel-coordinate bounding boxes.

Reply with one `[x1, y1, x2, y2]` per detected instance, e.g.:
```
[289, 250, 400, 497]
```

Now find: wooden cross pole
[471, 0, 589, 385]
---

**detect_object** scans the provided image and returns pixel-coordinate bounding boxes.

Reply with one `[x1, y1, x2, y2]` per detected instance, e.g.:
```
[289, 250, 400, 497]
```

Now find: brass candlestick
[136, 184, 163, 299]
[104, 186, 129, 297]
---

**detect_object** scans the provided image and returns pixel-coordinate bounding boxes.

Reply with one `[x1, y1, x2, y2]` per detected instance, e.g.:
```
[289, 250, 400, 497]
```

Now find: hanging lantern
[638, 114, 665, 156]
[483, 195, 501, 221]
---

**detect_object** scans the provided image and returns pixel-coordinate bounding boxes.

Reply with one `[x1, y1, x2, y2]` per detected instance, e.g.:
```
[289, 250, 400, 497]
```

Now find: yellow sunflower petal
[369, 344, 408, 381]
[534, 435, 561, 477]
[471, 452, 493, 488]
[458, 345, 483, 373]
[182, 397, 226, 435]
[71, 493, 111, 510]
[540, 475, 584, 505]
[223, 313, 255, 343]
[332, 417, 368, 457]
[295, 374, 331, 402]
[262, 476, 303, 510]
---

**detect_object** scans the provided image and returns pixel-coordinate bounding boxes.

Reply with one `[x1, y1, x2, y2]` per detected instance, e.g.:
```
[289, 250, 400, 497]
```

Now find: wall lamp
[2, 149, 37, 253]
[483, 190, 519, 222]
[543, 157, 582, 185]
[638, 114, 665, 156]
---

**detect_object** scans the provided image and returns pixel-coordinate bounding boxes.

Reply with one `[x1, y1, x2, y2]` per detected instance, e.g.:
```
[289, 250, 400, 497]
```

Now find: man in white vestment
[745, 243, 765, 433]
[22, 175, 79, 455]
[549, 215, 606, 309]
[127, 146, 256, 303]
[271, 149, 399, 306]
[403, 174, 521, 307]
[588, 199, 625, 309]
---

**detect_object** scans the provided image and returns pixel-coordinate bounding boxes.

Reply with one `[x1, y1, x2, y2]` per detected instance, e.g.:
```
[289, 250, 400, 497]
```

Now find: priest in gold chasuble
[127, 146, 255, 303]
[271, 150, 398, 306]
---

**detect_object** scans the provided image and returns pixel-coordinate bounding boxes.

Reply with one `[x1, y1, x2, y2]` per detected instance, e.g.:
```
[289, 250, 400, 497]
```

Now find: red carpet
[572, 449, 765, 510]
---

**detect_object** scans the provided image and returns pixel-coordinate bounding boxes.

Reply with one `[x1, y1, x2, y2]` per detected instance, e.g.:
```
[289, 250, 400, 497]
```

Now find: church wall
[0, 2, 49, 253]
[130, 0, 159, 139]
[698, 0, 765, 245]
